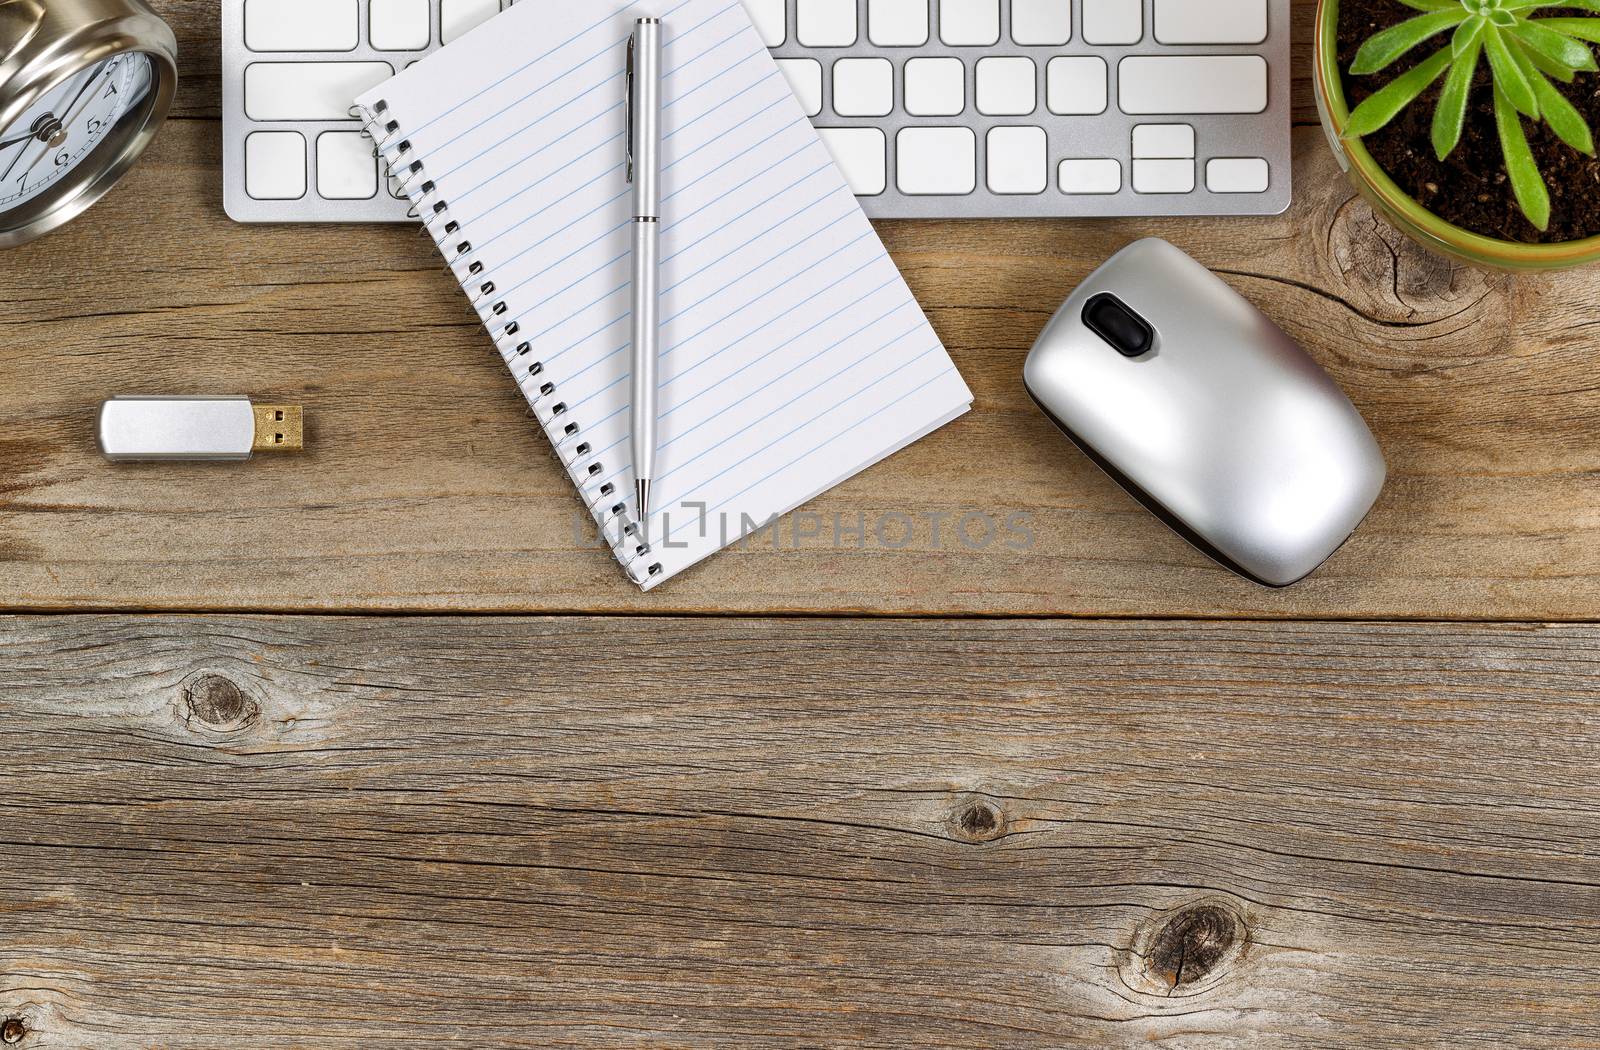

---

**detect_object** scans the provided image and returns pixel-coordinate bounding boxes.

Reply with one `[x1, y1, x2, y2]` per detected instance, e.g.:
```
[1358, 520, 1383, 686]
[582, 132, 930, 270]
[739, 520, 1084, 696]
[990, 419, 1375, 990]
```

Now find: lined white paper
[358, 0, 971, 588]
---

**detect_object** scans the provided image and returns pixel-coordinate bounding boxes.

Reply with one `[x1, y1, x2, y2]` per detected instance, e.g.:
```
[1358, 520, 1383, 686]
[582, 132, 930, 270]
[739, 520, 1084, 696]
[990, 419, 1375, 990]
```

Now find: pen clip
[625, 33, 636, 185]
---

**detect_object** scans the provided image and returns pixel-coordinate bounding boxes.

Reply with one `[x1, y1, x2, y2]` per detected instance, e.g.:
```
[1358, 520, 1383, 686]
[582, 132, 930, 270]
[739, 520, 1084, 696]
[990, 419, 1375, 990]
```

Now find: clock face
[0, 53, 155, 214]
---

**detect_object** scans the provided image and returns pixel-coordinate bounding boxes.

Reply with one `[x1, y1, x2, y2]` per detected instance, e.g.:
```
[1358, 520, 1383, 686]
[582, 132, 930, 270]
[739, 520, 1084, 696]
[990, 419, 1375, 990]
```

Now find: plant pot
[1314, 0, 1600, 271]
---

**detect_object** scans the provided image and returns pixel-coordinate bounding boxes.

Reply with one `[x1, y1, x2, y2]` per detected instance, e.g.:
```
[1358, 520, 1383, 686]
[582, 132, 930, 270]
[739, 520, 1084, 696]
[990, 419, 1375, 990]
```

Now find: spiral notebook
[355, 0, 971, 589]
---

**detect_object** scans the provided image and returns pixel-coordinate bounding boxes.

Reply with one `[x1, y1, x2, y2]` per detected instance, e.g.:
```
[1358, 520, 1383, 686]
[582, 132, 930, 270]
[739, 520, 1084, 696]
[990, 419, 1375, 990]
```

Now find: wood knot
[948, 797, 1007, 843]
[2, 1017, 26, 1044]
[182, 673, 259, 731]
[1121, 898, 1249, 997]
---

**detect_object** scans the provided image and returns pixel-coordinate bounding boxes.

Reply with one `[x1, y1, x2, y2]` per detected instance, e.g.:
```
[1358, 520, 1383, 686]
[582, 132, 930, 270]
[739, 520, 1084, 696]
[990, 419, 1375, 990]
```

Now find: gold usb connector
[252, 404, 304, 453]
[98, 397, 308, 462]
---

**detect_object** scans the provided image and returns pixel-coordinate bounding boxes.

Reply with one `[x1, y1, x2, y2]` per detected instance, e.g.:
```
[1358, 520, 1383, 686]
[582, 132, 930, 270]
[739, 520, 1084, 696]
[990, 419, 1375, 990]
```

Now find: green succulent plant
[1345, 0, 1600, 231]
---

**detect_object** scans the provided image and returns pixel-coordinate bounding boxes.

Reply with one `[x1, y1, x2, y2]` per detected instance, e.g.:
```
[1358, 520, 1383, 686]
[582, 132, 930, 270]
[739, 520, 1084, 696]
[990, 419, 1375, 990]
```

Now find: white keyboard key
[1207, 157, 1271, 193]
[743, 0, 787, 46]
[1046, 56, 1107, 115]
[244, 62, 395, 120]
[1133, 158, 1195, 193]
[869, 0, 930, 45]
[819, 127, 887, 195]
[1082, 0, 1141, 44]
[833, 58, 894, 117]
[245, 0, 358, 52]
[897, 126, 976, 194]
[904, 57, 965, 116]
[370, 0, 431, 50]
[245, 131, 306, 199]
[776, 58, 824, 116]
[1155, 0, 1267, 44]
[797, 0, 858, 45]
[1059, 158, 1121, 194]
[441, 0, 500, 44]
[317, 131, 378, 199]
[1012, 0, 1071, 45]
[1132, 123, 1194, 159]
[987, 126, 1046, 194]
[1120, 56, 1268, 114]
[976, 56, 1036, 115]
[940, 0, 1000, 45]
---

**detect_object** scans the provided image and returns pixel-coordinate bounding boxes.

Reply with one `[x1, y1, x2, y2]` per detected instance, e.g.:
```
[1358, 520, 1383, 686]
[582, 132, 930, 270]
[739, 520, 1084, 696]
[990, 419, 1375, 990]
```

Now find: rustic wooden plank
[4, 115, 1598, 617]
[4, 0, 1598, 616]
[0, 614, 1596, 1048]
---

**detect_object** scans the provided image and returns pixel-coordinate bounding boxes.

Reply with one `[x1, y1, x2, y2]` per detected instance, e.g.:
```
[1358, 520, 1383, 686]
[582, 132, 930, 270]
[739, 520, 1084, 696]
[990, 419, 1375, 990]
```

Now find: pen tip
[636, 479, 651, 519]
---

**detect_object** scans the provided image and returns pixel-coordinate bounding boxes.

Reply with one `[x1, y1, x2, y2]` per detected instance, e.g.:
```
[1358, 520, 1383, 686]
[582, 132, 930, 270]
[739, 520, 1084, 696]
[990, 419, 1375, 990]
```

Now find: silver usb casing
[98, 396, 257, 461]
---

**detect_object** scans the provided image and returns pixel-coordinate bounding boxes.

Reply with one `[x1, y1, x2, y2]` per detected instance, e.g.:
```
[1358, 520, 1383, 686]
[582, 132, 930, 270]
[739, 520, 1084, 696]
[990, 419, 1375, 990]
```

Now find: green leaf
[1433, 35, 1483, 157]
[1452, 17, 1485, 58]
[1509, 20, 1599, 71]
[1535, 18, 1600, 45]
[1536, 76, 1595, 153]
[1397, 0, 1459, 9]
[1346, 45, 1455, 137]
[1350, 9, 1470, 74]
[1521, 39, 1580, 82]
[1485, 24, 1540, 117]
[1494, 84, 1552, 230]
[1507, 34, 1596, 154]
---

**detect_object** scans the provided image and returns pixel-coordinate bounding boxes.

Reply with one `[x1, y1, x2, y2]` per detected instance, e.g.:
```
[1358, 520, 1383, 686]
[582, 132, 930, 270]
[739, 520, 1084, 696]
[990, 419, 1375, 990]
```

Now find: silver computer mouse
[1023, 238, 1386, 587]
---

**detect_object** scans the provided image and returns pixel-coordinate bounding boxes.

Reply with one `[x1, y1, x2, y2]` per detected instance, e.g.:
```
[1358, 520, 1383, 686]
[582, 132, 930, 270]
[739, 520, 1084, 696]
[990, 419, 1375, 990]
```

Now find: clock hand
[58, 66, 111, 132]
[0, 136, 32, 183]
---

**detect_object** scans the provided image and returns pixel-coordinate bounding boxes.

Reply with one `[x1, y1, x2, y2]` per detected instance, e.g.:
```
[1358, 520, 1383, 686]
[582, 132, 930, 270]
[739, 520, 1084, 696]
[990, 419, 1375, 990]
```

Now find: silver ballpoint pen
[627, 17, 662, 521]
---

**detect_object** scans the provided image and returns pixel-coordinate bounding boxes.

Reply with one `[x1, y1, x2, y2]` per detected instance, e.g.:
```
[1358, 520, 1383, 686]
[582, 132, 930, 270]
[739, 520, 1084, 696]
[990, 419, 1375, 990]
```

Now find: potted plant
[1315, 0, 1600, 269]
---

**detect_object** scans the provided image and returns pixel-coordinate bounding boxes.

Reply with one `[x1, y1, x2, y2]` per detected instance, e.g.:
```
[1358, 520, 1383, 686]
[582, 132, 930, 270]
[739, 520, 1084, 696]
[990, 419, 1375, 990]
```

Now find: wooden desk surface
[0, 1, 1597, 1047]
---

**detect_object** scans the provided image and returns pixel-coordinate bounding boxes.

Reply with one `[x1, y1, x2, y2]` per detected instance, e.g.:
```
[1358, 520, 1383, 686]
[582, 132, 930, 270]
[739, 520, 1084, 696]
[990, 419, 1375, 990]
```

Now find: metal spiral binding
[355, 100, 662, 585]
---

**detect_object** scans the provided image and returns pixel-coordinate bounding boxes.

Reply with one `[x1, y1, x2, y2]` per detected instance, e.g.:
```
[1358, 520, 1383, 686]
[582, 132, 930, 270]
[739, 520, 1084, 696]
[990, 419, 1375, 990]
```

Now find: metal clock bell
[0, 0, 177, 247]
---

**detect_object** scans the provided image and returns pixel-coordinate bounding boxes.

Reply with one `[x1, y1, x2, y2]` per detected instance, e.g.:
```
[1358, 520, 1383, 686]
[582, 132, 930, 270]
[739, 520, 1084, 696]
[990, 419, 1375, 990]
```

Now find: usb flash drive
[98, 396, 305, 462]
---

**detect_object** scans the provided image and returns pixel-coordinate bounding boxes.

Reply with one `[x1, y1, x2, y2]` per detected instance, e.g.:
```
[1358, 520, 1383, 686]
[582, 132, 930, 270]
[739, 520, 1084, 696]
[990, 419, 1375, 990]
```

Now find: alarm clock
[0, 0, 176, 248]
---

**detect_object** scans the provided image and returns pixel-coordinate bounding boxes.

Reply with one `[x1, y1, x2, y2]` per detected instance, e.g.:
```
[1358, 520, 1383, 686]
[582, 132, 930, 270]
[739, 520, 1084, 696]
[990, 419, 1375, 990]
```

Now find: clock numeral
[87, 118, 102, 134]
[53, 152, 68, 168]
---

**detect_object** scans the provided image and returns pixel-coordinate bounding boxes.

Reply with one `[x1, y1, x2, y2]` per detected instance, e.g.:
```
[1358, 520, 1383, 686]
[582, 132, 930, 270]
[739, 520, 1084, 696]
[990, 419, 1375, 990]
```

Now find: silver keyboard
[222, 0, 1291, 223]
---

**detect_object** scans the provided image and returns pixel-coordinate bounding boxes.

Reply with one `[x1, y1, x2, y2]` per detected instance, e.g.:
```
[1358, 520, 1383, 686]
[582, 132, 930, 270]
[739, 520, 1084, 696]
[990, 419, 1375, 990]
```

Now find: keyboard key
[371, 0, 430, 49]
[1132, 123, 1194, 159]
[797, 0, 858, 46]
[1206, 157, 1271, 192]
[1155, 0, 1267, 44]
[868, 0, 930, 45]
[1046, 56, 1106, 115]
[976, 57, 1036, 116]
[1119, 56, 1268, 114]
[897, 126, 976, 194]
[1059, 158, 1121, 194]
[1082, 0, 1141, 44]
[1133, 158, 1194, 193]
[904, 57, 965, 116]
[245, 0, 358, 51]
[317, 131, 378, 199]
[834, 58, 894, 117]
[1012, 0, 1071, 45]
[986, 126, 1046, 194]
[245, 131, 307, 199]
[441, 0, 499, 44]
[743, 0, 787, 46]
[776, 58, 824, 116]
[244, 62, 395, 120]
[819, 127, 887, 195]
[941, 0, 1000, 45]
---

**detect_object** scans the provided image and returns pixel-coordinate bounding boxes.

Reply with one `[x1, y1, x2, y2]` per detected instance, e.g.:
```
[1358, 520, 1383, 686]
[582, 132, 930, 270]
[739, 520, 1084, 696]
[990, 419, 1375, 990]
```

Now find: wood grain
[0, 0, 1597, 616]
[0, 614, 1597, 1048]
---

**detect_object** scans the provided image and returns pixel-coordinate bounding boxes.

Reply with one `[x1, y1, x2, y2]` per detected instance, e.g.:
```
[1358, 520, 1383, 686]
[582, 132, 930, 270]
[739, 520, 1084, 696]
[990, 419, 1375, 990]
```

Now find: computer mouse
[1023, 237, 1386, 587]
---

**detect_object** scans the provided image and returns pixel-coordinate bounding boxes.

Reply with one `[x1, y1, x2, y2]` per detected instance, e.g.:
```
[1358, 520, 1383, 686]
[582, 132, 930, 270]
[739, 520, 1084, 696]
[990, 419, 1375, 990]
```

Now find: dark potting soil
[1338, 0, 1600, 243]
